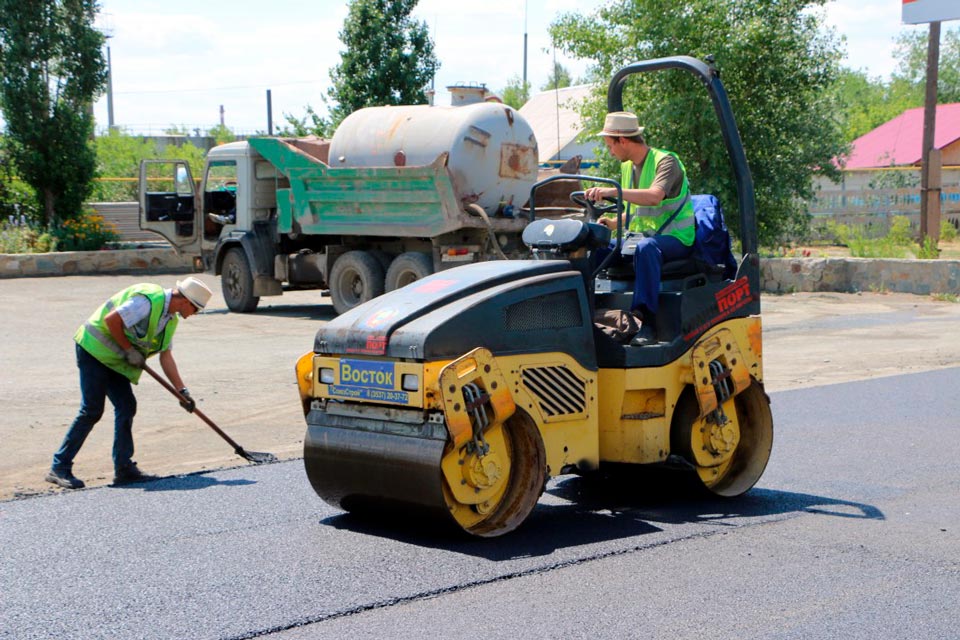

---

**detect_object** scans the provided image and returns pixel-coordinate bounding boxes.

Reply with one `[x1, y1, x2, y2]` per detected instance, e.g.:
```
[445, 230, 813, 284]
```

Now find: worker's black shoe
[45, 469, 85, 489]
[113, 462, 158, 485]
[629, 324, 658, 347]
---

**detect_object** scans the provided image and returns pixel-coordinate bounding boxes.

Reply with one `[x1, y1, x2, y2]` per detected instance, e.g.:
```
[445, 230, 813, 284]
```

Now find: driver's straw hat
[176, 277, 213, 310]
[598, 111, 644, 137]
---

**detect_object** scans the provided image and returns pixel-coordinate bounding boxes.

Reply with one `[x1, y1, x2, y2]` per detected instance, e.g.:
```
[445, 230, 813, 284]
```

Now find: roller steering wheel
[570, 190, 620, 221]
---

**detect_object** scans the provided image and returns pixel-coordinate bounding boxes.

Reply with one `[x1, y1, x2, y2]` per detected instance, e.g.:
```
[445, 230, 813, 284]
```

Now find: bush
[0, 215, 58, 253]
[941, 219, 958, 242]
[52, 211, 119, 251]
[916, 237, 940, 259]
[887, 215, 914, 246]
[847, 234, 910, 258]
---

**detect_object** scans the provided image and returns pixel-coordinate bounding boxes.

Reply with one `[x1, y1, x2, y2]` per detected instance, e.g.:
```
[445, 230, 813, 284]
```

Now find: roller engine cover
[313, 260, 597, 370]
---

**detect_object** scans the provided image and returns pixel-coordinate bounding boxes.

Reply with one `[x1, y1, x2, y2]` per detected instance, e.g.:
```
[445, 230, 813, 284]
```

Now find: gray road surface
[2, 369, 958, 640]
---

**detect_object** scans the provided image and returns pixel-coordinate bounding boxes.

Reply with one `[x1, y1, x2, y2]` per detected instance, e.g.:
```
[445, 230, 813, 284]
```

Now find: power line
[114, 79, 326, 96]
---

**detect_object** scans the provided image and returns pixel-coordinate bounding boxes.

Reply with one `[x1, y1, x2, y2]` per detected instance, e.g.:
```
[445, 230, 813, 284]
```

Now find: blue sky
[70, 1, 952, 134]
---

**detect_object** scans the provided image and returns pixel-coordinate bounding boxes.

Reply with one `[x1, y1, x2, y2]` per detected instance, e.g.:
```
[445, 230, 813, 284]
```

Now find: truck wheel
[221, 247, 260, 313]
[385, 252, 433, 291]
[329, 251, 385, 315]
[368, 250, 394, 275]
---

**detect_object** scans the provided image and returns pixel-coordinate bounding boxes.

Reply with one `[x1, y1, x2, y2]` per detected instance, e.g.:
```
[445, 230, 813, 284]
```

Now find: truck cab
[140, 140, 316, 311]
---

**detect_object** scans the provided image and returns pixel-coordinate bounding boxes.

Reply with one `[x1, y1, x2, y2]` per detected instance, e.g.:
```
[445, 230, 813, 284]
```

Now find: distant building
[519, 84, 599, 166]
[837, 102, 960, 188]
[811, 103, 960, 233]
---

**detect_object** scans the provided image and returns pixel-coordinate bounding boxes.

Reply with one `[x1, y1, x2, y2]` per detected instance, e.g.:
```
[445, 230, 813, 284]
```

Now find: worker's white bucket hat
[176, 277, 213, 310]
[598, 111, 644, 137]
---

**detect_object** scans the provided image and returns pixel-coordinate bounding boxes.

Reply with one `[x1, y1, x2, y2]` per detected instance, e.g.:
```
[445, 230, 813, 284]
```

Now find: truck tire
[329, 250, 385, 315]
[221, 247, 260, 313]
[385, 252, 433, 291]
[368, 250, 394, 275]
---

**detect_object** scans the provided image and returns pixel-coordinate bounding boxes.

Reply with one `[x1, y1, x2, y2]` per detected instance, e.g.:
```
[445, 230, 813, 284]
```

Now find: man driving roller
[585, 111, 695, 345]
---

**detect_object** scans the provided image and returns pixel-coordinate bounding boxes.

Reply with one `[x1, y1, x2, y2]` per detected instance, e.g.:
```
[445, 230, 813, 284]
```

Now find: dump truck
[295, 56, 774, 537]
[138, 101, 539, 314]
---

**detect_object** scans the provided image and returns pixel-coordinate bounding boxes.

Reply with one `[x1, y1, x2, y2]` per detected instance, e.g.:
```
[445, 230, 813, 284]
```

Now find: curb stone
[2, 250, 958, 296]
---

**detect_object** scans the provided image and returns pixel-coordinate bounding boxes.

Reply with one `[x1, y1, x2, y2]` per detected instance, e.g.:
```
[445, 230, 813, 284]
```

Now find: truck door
[138, 160, 201, 254]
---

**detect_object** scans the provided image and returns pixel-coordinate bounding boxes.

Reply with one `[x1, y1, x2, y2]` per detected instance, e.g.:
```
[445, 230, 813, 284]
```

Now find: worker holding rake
[46, 277, 213, 489]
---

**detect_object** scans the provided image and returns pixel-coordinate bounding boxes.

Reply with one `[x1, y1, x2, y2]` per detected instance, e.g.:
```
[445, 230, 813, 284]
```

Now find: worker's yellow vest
[74, 284, 177, 383]
[620, 147, 695, 245]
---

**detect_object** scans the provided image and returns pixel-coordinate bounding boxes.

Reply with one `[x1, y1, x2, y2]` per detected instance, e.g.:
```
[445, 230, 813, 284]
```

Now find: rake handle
[142, 363, 247, 454]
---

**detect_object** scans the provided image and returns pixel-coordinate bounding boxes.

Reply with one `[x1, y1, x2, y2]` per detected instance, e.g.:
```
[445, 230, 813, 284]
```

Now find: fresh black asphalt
[2, 369, 958, 639]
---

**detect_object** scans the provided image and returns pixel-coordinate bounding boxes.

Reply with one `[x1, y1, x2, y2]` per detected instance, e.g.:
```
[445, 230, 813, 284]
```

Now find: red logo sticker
[715, 278, 752, 314]
[364, 335, 387, 354]
[682, 277, 754, 341]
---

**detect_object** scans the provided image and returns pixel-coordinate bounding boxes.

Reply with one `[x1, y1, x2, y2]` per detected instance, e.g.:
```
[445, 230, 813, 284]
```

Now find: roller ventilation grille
[521, 365, 586, 417]
[504, 291, 581, 331]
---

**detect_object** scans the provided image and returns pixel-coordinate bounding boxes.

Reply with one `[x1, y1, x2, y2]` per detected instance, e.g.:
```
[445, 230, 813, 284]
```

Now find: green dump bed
[248, 137, 526, 239]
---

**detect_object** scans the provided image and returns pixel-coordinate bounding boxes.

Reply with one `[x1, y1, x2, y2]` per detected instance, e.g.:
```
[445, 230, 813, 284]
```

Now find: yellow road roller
[295, 56, 773, 536]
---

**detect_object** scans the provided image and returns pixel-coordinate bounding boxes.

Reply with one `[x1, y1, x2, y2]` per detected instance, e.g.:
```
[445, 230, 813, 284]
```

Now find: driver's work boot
[629, 323, 658, 347]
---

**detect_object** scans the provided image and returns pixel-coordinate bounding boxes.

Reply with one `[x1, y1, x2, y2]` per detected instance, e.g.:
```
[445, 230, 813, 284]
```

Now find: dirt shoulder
[3, 274, 959, 502]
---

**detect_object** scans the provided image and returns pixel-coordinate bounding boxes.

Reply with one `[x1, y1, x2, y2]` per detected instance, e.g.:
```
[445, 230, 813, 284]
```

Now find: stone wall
[0, 248, 193, 278]
[3, 249, 959, 296]
[761, 257, 960, 295]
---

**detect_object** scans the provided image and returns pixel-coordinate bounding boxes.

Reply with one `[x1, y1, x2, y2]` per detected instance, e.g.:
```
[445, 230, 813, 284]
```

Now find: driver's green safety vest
[73, 284, 177, 383]
[620, 147, 695, 246]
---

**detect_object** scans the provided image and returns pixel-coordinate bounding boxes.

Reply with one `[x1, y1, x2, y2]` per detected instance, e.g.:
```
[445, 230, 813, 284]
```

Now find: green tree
[328, 0, 439, 125]
[206, 123, 236, 146]
[0, 0, 107, 228]
[541, 61, 573, 91]
[833, 69, 920, 140]
[892, 26, 960, 104]
[92, 128, 159, 201]
[278, 104, 334, 138]
[91, 128, 206, 202]
[0, 136, 39, 222]
[832, 26, 959, 143]
[500, 75, 531, 109]
[550, 0, 847, 245]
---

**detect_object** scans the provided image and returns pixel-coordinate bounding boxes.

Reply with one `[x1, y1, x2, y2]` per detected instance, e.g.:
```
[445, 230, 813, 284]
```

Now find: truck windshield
[206, 160, 238, 192]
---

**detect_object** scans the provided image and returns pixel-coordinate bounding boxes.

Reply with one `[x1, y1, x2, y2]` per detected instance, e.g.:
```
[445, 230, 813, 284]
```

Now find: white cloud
[83, 0, 940, 134]
[820, 0, 927, 78]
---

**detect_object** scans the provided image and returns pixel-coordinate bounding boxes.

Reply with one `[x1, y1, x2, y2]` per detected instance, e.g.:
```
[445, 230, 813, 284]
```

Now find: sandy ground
[3, 274, 959, 501]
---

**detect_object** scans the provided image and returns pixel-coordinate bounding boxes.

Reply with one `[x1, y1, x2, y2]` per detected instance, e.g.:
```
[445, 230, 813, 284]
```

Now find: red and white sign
[903, 0, 960, 24]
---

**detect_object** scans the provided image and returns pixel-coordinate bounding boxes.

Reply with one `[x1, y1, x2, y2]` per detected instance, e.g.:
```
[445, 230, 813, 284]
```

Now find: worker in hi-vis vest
[46, 277, 213, 489]
[586, 111, 695, 345]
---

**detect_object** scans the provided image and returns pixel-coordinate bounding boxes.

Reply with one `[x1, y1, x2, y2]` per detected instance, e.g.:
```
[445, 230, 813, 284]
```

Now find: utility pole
[919, 21, 941, 247]
[95, 13, 115, 135]
[902, 0, 960, 250]
[522, 0, 528, 97]
[106, 45, 115, 130]
[266, 89, 273, 135]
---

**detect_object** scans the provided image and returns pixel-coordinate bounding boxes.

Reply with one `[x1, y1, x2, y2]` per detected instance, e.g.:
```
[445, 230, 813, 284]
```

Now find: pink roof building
[842, 103, 960, 169]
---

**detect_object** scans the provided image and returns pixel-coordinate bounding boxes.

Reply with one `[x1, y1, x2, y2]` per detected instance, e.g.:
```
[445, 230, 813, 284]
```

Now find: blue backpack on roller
[690, 194, 738, 280]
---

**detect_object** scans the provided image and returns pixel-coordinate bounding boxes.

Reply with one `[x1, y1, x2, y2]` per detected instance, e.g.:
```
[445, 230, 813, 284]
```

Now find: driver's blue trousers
[596, 235, 693, 317]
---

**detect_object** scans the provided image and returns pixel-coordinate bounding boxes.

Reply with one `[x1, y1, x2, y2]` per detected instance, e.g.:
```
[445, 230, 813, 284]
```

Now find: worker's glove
[124, 348, 145, 369]
[178, 388, 196, 413]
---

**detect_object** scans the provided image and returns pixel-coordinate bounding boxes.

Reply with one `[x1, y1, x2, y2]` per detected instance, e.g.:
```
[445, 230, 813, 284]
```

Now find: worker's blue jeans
[52, 344, 137, 473]
[596, 235, 694, 316]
